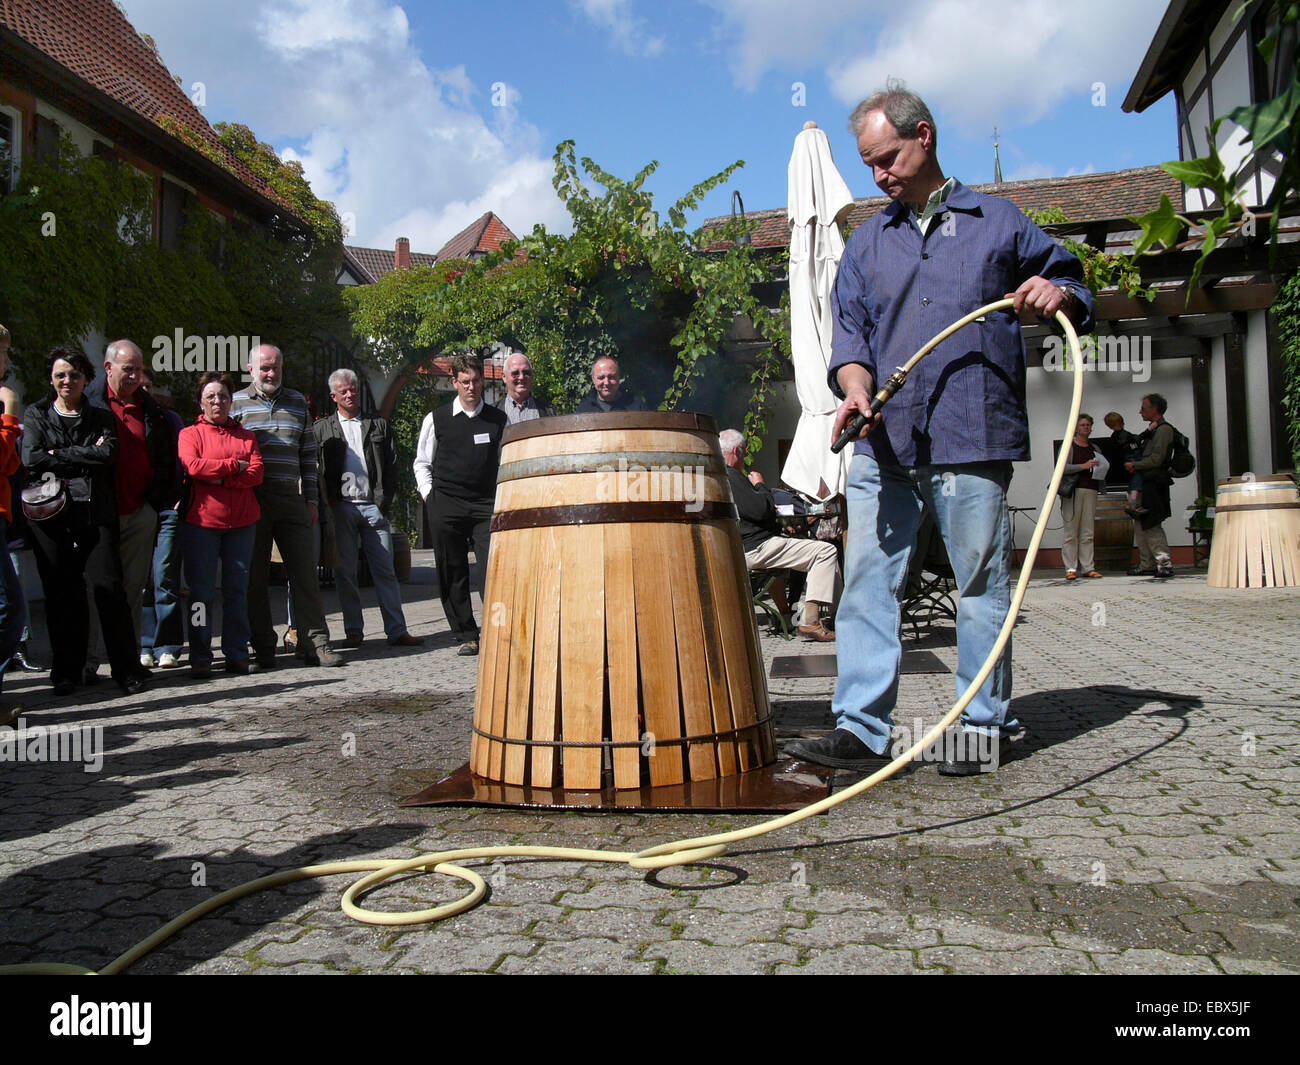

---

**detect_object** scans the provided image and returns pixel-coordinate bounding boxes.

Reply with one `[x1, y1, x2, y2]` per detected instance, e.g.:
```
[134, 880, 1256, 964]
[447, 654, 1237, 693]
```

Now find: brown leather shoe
[1083, 570, 1104, 579]
[796, 622, 836, 642]
[1065, 571, 1078, 581]
[389, 633, 424, 647]
[343, 633, 364, 648]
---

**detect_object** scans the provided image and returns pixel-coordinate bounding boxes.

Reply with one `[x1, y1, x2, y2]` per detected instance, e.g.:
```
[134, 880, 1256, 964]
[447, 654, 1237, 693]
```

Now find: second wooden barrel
[470, 412, 776, 792]
[1208, 474, 1300, 588]
[1094, 493, 1134, 571]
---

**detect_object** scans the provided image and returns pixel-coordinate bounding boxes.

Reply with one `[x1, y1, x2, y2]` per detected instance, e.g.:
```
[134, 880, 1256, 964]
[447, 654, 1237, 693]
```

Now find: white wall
[1244, 309, 1275, 474]
[1209, 333, 1230, 482]
[1021, 358, 1198, 548]
[34, 99, 100, 157]
[753, 379, 801, 484]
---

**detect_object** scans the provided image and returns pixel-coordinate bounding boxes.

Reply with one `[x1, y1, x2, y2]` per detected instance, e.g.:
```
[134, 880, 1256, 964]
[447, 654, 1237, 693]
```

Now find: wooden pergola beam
[1095, 283, 1275, 319]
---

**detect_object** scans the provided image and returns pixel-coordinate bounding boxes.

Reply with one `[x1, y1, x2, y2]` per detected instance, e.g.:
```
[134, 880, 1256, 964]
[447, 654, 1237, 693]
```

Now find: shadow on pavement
[0, 825, 429, 974]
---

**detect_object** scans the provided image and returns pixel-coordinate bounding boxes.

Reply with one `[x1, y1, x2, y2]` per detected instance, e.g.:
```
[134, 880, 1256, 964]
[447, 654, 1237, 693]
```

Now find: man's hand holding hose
[831, 364, 882, 451]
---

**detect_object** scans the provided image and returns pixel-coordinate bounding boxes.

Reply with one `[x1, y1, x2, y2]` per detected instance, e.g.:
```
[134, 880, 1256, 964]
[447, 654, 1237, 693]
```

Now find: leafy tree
[0, 129, 347, 414]
[346, 141, 790, 455]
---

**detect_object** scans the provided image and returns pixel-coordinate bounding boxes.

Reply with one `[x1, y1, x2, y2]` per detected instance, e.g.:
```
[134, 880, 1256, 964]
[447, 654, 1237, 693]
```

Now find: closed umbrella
[780, 121, 855, 500]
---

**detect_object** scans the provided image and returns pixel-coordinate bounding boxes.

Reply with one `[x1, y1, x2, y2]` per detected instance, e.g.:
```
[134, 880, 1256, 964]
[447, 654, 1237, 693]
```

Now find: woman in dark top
[21, 348, 149, 696]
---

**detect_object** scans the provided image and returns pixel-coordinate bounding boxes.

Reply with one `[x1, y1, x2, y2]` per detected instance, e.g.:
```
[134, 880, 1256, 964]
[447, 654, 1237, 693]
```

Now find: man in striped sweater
[231, 344, 343, 669]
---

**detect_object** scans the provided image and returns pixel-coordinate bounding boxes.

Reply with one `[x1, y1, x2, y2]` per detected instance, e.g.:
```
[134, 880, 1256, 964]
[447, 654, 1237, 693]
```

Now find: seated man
[720, 429, 840, 642]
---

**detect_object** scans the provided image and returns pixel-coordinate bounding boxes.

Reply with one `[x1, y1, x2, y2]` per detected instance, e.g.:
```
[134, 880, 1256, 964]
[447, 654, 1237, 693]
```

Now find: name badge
[474, 433, 491, 445]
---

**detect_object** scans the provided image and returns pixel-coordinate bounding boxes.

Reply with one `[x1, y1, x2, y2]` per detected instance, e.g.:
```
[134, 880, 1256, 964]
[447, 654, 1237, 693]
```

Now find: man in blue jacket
[787, 85, 1093, 776]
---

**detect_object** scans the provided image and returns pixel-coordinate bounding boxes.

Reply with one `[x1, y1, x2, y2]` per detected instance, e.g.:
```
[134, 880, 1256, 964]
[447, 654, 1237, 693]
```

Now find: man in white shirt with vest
[413, 354, 507, 656]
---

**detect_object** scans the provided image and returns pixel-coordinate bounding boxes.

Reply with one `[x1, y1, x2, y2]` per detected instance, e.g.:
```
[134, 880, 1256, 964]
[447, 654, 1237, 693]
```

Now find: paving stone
[3, 565, 1297, 975]
[775, 944, 920, 974]
[495, 938, 658, 975]
[1093, 949, 1221, 975]
[387, 931, 536, 973]
[784, 910, 937, 950]
[913, 914, 1050, 950]
[643, 939, 799, 974]
[917, 945, 1096, 973]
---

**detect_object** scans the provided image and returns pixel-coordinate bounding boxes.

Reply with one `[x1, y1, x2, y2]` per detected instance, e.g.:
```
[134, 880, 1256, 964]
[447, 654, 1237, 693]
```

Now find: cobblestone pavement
[2, 553, 1297, 975]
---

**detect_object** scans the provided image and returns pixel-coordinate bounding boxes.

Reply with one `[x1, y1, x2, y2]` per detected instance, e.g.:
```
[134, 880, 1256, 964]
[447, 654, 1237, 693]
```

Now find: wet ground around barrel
[1, 559, 1296, 974]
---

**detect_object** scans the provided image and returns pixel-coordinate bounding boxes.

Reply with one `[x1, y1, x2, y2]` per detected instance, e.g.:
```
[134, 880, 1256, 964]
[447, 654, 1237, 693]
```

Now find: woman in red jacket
[179, 372, 264, 677]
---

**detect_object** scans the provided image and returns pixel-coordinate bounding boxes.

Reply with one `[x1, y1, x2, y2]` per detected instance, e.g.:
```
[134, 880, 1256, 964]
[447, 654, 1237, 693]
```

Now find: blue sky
[123, 0, 1177, 250]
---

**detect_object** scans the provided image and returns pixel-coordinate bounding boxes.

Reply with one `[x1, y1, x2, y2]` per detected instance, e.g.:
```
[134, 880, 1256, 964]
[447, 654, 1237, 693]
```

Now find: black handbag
[21, 477, 68, 522]
[1057, 471, 1080, 499]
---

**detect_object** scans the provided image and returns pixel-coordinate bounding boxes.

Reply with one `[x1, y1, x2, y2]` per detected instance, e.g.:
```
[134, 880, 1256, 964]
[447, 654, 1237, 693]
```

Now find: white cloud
[113, 0, 569, 251]
[258, 0, 409, 53]
[708, 0, 1166, 132]
[572, 0, 665, 58]
[703, 0, 869, 91]
[1007, 161, 1055, 181]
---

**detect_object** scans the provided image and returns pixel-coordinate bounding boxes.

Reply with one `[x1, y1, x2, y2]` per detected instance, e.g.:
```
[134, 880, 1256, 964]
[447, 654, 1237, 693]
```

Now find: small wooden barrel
[1093, 493, 1134, 571]
[470, 412, 776, 792]
[1208, 474, 1300, 588]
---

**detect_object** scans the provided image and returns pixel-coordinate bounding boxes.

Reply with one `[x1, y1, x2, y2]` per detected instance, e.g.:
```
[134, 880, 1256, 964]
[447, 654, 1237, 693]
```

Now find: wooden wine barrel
[1208, 474, 1300, 588]
[1093, 493, 1134, 572]
[470, 411, 776, 792]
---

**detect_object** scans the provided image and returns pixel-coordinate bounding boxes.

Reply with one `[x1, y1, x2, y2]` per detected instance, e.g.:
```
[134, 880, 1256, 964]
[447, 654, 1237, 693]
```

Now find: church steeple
[993, 127, 1004, 184]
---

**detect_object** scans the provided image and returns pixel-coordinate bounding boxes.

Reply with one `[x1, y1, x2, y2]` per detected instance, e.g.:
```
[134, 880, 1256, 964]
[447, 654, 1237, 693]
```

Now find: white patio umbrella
[780, 121, 855, 501]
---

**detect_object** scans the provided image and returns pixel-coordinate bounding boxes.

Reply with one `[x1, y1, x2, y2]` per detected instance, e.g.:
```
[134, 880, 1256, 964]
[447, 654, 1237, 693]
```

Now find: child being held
[1104, 411, 1147, 516]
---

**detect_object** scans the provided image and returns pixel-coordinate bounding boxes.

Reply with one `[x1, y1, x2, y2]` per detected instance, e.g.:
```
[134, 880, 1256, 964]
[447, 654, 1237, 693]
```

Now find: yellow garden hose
[2, 298, 1084, 975]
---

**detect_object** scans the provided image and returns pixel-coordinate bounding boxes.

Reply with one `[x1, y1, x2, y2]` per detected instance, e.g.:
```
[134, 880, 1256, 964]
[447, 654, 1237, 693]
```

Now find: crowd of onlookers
[0, 327, 437, 725]
[0, 328, 664, 725]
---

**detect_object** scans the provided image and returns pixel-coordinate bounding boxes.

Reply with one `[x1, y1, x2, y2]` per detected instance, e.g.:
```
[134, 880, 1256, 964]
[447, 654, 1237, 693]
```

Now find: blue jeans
[833, 453, 1016, 753]
[0, 517, 26, 697]
[330, 502, 408, 641]
[141, 508, 184, 656]
[182, 523, 256, 665]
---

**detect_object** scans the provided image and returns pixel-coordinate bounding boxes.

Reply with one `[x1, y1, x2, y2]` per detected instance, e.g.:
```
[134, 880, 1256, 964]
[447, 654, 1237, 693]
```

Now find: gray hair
[248, 343, 282, 368]
[848, 79, 938, 150]
[504, 352, 533, 372]
[719, 429, 744, 456]
[105, 339, 142, 363]
[328, 367, 359, 391]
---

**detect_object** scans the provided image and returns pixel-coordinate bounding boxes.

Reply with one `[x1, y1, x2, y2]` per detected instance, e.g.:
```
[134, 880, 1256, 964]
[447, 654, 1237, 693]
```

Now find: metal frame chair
[750, 570, 793, 639]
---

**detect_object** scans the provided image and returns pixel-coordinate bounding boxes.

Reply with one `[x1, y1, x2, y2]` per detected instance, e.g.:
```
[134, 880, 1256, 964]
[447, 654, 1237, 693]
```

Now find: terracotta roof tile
[413, 356, 506, 381]
[705, 165, 1183, 250]
[434, 211, 519, 261]
[345, 243, 437, 282]
[1, 0, 288, 211]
